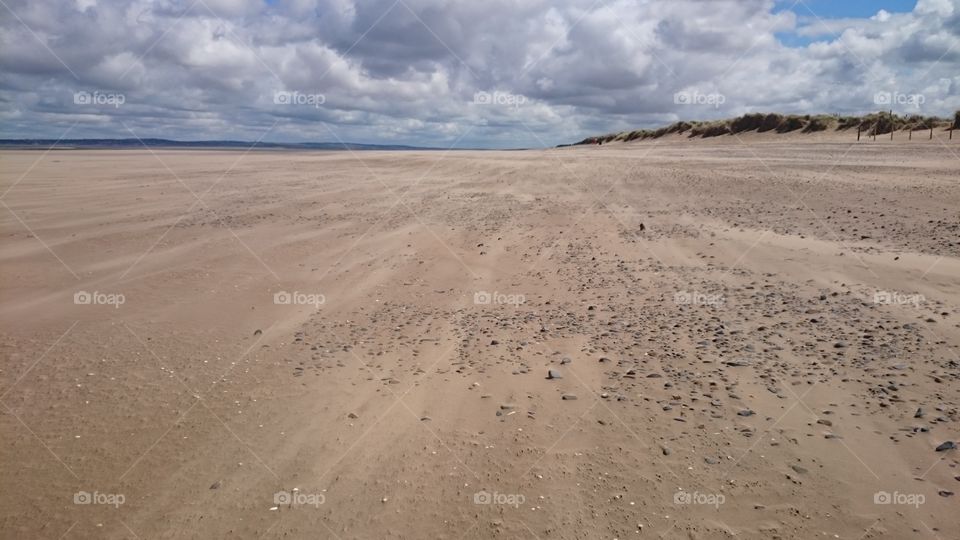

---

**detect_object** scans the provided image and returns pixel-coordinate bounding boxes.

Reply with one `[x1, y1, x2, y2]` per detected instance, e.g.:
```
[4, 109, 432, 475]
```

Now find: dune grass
[575, 111, 958, 145]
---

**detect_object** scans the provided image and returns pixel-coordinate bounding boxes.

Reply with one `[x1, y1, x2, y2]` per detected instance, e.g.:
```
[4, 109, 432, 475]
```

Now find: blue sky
[776, 0, 919, 46]
[776, 0, 917, 18]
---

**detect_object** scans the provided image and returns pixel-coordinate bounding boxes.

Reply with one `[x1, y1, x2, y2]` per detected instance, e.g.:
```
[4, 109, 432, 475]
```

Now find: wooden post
[857, 125, 861, 141]
[890, 110, 894, 140]
[909, 129, 912, 140]
[930, 127, 933, 140]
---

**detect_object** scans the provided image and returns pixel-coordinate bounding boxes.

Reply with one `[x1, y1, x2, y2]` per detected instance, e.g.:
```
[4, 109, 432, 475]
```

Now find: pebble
[935, 441, 956, 452]
[547, 369, 562, 380]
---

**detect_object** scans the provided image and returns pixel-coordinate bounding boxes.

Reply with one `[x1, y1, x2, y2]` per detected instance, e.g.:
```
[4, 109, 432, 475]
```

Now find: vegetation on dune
[575, 111, 956, 145]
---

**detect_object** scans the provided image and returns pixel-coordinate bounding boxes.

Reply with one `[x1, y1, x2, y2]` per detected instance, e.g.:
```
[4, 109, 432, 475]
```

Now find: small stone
[938, 490, 954, 498]
[347, 412, 359, 419]
[704, 457, 719, 465]
[723, 360, 750, 367]
[561, 394, 578, 400]
[210, 481, 221, 490]
[660, 446, 672, 456]
[737, 409, 755, 417]
[547, 369, 562, 380]
[935, 441, 956, 452]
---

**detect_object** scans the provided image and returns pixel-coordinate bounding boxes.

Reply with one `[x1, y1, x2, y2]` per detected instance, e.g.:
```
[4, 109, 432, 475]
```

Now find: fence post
[890, 110, 894, 140]
[930, 127, 933, 140]
[857, 125, 861, 141]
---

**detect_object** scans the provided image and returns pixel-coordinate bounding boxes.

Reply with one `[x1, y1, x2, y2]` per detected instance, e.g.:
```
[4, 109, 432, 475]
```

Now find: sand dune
[1, 138, 958, 539]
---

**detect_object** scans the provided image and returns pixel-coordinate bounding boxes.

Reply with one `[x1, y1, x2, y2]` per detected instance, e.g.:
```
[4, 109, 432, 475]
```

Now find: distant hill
[566, 111, 960, 146]
[0, 139, 437, 151]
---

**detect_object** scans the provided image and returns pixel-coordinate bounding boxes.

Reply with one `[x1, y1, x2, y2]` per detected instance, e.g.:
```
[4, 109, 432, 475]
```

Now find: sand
[1, 136, 958, 539]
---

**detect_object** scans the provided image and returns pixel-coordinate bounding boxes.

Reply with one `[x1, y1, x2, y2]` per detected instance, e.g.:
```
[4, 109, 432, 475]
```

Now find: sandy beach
[1, 137, 958, 539]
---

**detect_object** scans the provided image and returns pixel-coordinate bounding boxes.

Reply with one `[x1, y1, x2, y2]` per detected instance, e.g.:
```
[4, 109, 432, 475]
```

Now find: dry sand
[1, 136, 959, 539]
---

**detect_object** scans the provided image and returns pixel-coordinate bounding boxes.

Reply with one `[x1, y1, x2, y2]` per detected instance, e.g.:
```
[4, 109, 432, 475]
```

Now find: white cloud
[0, 0, 957, 147]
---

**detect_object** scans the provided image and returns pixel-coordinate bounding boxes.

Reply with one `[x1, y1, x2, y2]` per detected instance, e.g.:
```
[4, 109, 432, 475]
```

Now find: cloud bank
[1, 0, 958, 147]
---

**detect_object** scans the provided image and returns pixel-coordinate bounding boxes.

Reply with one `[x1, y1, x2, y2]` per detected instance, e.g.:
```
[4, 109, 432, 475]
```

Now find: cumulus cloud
[0, 0, 957, 147]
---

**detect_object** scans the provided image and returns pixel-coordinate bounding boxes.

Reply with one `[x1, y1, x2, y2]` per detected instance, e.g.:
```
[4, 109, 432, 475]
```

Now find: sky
[0, 0, 957, 148]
